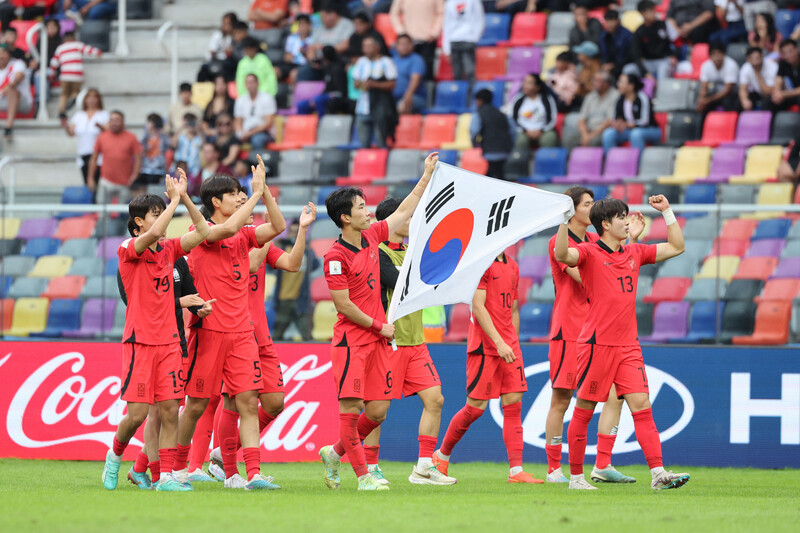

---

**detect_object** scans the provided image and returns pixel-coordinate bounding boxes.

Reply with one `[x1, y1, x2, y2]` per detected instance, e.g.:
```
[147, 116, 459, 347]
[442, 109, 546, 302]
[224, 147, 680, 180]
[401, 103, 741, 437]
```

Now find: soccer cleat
[508, 471, 545, 484]
[172, 467, 189, 484]
[208, 462, 226, 482]
[210, 447, 223, 470]
[101, 450, 122, 490]
[591, 465, 636, 483]
[431, 449, 449, 476]
[245, 473, 282, 491]
[224, 473, 248, 489]
[358, 474, 390, 491]
[188, 468, 216, 482]
[368, 465, 390, 485]
[155, 474, 193, 492]
[569, 476, 598, 490]
[546, 467, 570, 483]
[651, 471, 690, 490]
[319, 445, 341, 490]
[408, 464, 457, 485]
[127, 466, 152, 490]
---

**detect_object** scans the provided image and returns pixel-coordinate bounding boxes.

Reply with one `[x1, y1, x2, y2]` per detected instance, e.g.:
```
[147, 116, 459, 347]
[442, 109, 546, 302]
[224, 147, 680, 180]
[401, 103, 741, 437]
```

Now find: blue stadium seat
[57, 186, 94, 219]
[673, 301, 725, 343]
[523, 148, 568, 184]
[436, 150, 459, 166]
[752, 218, 792, 240]
[265, 302, 276, 331]
[31, 298, 82, 337]
[317, 185, 338, 205]
[591, 185, 609, 200]
[519, 303, 552, 340]
[22, 238, 61, 258]
[478, 13, 511, 46]
[0, 275, 12, 297]
[470, 80, 506, 110]
[684, 184, 717, 204]
[776, 10, 800, 41]
[104, 257, 119, 276]
[428, 81, 470, 114]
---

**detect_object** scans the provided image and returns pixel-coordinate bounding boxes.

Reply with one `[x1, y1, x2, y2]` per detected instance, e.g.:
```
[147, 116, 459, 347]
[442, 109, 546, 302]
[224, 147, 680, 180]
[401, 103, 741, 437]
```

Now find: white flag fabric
[387, 162, 575, 323]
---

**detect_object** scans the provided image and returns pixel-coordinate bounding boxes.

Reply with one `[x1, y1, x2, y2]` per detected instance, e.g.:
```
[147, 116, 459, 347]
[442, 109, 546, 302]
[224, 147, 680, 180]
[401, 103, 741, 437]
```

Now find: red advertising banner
[0, 342, 339, 462]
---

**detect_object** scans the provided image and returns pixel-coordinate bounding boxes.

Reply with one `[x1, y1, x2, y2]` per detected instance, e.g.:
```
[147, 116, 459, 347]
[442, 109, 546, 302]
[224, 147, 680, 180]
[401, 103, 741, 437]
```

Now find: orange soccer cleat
[508, 471, 545, 484]
[432, 450, 450, 476]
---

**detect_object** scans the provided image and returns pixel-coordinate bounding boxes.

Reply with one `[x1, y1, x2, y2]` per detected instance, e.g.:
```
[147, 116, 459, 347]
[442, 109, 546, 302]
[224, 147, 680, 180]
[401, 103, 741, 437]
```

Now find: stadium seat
[429, 81, 470, 114]
[552, 147, 604, 183]
[497, 47, 542, 81]
[17, 217, 58, 240]
[314, 115, 354, 149]
[2, 297, 48, 337]
[643, 277, 692, 303]
[504, 149, 532, 181]
[665, 111, 702, 147]
[658, 146, 711, 185]
[721, 218, 758, 240]
[523, 147, 568, 184]
[2, 255, 35, 278]
[0, 217, 21, 239]
[374, 13, 397, 47]
[709, 238, 749, 258]
[385, 149, 424, 181]
[775, 9, 800, 39]
[22, 238, 61, 258]
[42, 275, 86, 300]
[753, 218, 792, 240]
[0, 238, 23, 255]
[391, 114, 424, 149]
[53, 216, 96, 240]
[435, 53, 454, 81]
[58, 238, 99, 258]
[684, 216, 721, 240]
[191, 81, 214, 108]
[58, 187, 92, 217]
[684, 183, 717, 204]
[678, 300, 724, 343]
[640, 301, 690, 343]
[478, 13, 511, 46]
[268, 115, 318, 150]
[598, 147, 639, 182]
[542, 12, 573, 45]
[475, 47, 508, 80]
[726, 111, 772, 147]
[77, 19, 110, 52]
[636, 147, 675, 182]
[96, 237, 127, 260]
[0, 276, 12, 298]
[528, 279, 555, 302]
[459, 148, 489, 175]
[757, 278, 800, 303]
[774, 257, 800, 278]
[706, 145, 746, 183]
[309, 238, 335, 260]
[696, 255, 740, 282]
[65, 298, 117, 339]
[275, 149, 315, 183]
[441, 113, 473, 150]
[720, 300, 757, 343]
[733, 257, 778, 280]
[729, 145, 783, 184]
[443, 303, 471, 342]
[718, 184, 756, 205]
[519, 303, 552, 341]
[770, 111, 800, 145]
[498, 13, 547, 46]
[310, 301, 337, 342]
[752, 183, 795, 218]
[81, 276, 118, 299]
[417, 114, 458, 149]
[518, 255, 550, 285]
[636, 302, 654, 337]
[282, 81, 325, 115]
[310, 276, 331, 302]
[0, 298, 13, 332]
[725, 279, 765, 302]
[161, 217, 191, 240]
[540, 45, 568, 79]
[336, 149, 388, 185]
[643, 214, 686, 242]
[10, 20, 38, 52]
[656, 255, 699, 278]
[621, 9, 644, 32]
[637, 275, 654, 302]
[317, 149, 351, 184]
[745, 238, 785, 258]
[68, 257, 105, 278]
[32, 298, 83, 338]
[733, 300, 792, 345]
[469, 81, 505, 110]
[654, 79, 693, 112]
[28, 255, 73, 278]
[685, 111, 738, 147]
[256, 150, 280, 178]
[674, 44, 709, 81]
[104, 257, 119, 277]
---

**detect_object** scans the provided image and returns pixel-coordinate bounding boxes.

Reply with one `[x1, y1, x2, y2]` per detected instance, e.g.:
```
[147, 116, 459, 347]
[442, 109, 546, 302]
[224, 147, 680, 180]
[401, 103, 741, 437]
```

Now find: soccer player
[102, 169, 209, 491]
[360, 197, 456, 486]
[555, 195, 690, 490]
[174, 155, 286, 490]
[318, 153, 439, 492]
[544, 186, 641, 484]
[433, 251, 543, 484]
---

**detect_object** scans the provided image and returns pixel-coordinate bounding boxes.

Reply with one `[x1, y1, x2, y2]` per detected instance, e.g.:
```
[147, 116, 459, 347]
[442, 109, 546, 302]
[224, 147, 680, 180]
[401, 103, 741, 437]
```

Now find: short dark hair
[321, 2, 338, 13]
[242, 36, 261, 49]
[604, 9, 620, 21]
[127, 194, 166, 237]
[233, 21, 249, 31]
[146, 113, 164, 129]
[200, 175, 240, 214]
[353, 11, 371, 23]
[63, 31, 76, 40]
[222, 11, 238, 24]
[709, 40, 726, 54]
[375, 196, 401, 221]
[396, 33, 413, 42]
[179, 82, 192, 93]
[296, 14, 311, 24]
[4, 27, 17, 36]
[624, 72, 644, 92]
[326, 186, 364, 228]
[746, 46, 763, 57]
[475, 88, 494, 105]
[780, 38, 797, 49]
[637, 0, 655, 13]
[556, 51, 576, 64]
[245, 72, 259, 83]
[590, 198, 629, 237]
[322, 45, 338, 62]
[110, 109, 125, 120]
[564, 186, 594, 210]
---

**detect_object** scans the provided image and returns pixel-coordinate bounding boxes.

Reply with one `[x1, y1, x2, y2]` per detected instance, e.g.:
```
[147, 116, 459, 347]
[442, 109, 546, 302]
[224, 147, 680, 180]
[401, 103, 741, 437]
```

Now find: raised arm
[134, 177, 181, 253]
[176, 168, 209, 252]
[274, 202, 316, 272]
[206, 157, 266, 243]
[472, 288, 515, 363]
[554, 223, 580, 267]
[255, 156, 287, 245]
[249, 243, 271, 274]
[650, 195, 685, 262]
[384, 152, 438, 234]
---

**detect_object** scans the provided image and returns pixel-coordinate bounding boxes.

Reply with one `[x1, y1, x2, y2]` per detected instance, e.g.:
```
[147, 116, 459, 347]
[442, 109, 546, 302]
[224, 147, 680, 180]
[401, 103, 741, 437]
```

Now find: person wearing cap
[574, 41, 602, 98]
[236, 36, 278, 97]
[569, 2, 604, 48]
[168, 82, 204, 142]
[601, 73, 661, 153]
[599, 10, 633, 79]
[0, 43, 32, 140]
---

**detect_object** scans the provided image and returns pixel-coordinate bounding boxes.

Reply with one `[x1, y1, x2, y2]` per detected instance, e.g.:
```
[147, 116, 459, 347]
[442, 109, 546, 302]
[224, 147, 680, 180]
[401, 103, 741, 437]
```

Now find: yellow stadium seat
[166, 216, 194, 239]
[729, 145, 783, 184]
[441, 114, 473, 150]
[28, 255, 73, 278]
[311, 301, 338, 342]
[621, 10, 644, 32]
[658, 147, 711, 185]
[541, 45, 568, 80]
[742, 182, 796, 219]
[263, 273, 277, 302]
[696, 255, 740, 282]
[273, 115, 285, 145]
[3, 297, 49, 337]
[0, 217, 21, 239]
[191, 82, 215, 109]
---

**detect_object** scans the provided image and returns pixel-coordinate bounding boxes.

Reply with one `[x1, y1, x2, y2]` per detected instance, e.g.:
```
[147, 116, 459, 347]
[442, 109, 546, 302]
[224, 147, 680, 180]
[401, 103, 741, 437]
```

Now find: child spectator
[173, 113, 203, 180]
[48, 30, 102, 119]
[277, 13, 313, 84]
[133, 113, 170, 197]
[442, 0, 485, 81]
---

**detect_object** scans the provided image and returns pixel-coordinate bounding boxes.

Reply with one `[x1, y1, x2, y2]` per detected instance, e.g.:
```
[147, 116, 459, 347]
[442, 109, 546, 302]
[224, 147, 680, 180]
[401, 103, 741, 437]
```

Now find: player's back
[548, 231, 598, 341]
[467, 255, 521, 356]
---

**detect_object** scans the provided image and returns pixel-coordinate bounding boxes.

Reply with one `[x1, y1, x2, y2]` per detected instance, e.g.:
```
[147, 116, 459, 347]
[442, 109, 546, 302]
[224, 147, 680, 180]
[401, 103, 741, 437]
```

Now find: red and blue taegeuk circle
[419, 208, 474, 285]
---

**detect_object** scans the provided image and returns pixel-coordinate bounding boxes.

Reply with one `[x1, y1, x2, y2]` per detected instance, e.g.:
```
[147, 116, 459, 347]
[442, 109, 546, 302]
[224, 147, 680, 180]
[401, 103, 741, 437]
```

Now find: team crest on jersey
[329, 261, 342, 275]
[628, 257, 636, 270]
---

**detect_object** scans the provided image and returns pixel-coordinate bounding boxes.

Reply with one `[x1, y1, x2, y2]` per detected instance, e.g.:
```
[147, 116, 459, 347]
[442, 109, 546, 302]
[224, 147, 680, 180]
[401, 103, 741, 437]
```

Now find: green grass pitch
[0, 459, 797, 532]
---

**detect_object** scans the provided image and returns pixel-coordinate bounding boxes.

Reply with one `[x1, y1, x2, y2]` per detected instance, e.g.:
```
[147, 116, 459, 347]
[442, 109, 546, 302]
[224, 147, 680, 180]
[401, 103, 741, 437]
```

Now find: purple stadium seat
[706, 145, 746, 183]
[724, 111, 772, 147]
[63, 298, 117, 338]
[496, 47, 542, 81]
[16, 217, 58, 240]
[517, 256, 550, 284]
[552, 147, 604, 183]
[95, 236, 127, 260]
[772, 257, 800, 278]
[746, 239, 786, 258]
[640, 301, 690, 343]
[281, 81, 325, 115]
[642, 76, 655, 98]
[600, 147, 639, 182]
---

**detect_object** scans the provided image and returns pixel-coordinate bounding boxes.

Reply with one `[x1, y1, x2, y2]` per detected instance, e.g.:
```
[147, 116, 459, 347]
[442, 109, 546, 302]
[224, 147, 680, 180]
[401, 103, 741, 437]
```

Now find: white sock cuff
[550, 436, 563, 445]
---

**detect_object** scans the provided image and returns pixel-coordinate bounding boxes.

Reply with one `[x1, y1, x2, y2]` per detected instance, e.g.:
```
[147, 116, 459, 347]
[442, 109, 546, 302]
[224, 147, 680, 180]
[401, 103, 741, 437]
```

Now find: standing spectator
[739, 46, 778, 110]
[352, 36, 398, 148]
[748, 12, 781, 58]
[271, 219, 317, 341]
[697, 41, 740, 112]
[62, 0, 117, 22]
[771, 38, 800, 111]
[666, 0, 719, 44]
[601, 73, 660, 152]
[212, 113, 242, 167]
[709, 0, 747, 46]
[564, 71, 619, 149]
[442, 0, 485, 81]
[236, 36, 278, 97]
[173, 113, 203, 180]
[0, 43, 32, 140]
[201, 75, 235, 138]
[63, 87, 108, 187]
[470, 88, 515, 180]
[234, 73, 278, 150]
[197, 12, 238, 82]
[599, 10, 633, 79]
[569, 2, 604, 48]
[198, 142, 233, 185]
[296, 45, 351, 115]
[390, 0, 445, 80]
[346, 11, 388, 63]
[248, 0, 289, 43]
[627, 0, 676, 81]
[88, 110, 142, 205]
[392, 33, 427, 114]
[548, 51, 580, 113]
[509, 73, 559, 150]
[574, 40, 602, 99]
[132, 113, 170, 197]
[276, 13, 313, 84]
[168, 82, 203, 141]
[297, 3, 355, 81]
[48, 31, 102, 120]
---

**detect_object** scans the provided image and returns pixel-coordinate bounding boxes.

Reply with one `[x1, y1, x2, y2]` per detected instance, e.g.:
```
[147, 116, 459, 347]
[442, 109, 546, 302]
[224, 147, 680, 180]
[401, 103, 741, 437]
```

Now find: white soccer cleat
[172, 467, 189, 484]
[188, 468, 216, 482]
[569, 476, 598, 490]
[208, 462, 226, 482]
[245, 473, 281, 490]
[210, 447, 223, 470]
[651, 470, 690, 490]
[546, 467, 570, 483]
[408, 464, 457, 485]
[223, 473, 248, 489]
[368, 465, 390, 485]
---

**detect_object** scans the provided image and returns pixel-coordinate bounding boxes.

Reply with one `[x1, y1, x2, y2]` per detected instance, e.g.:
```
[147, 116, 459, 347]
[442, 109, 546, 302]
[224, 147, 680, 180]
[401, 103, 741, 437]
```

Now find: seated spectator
[173, 113, 203, 180]
[88, 110, 142, 205]
[574, 41, 601, 99]
[390, 0, 445, 80]
[697, 40, 740, 112]
[346, 11, 388, 63]
[168, 82, 203, 143]
[739, 46, 777, 110]
[599, 10, 632, 79]
[509, 73, 559, 150]
[248, 0, 289, 43]
[749, 12, 781, 59]
[228, 20, 251, 78]
[133, 113, 170, 197]
[30, 18, 62, 106]
[627, 1, 676, 81]
[199, 142, 233, 185]
[212, 113, 242, 167]
[569, 2, 604, 48]
[276, 13, 313, 84]
[48, 30, 102, 120]
[233, 159, 254, 193]
[777, 134, 800, 184]
[3, 28, 30, 65]
[296, 45, 351, 116]
[202, 75, 235, 137]
[234, 73, 277, 150]
[236, 36, 278, 97]
[0, 43, 32, 140]
[62, 0, 117, 21]
[709, 0, 747, 46]
[470, 88, 515, 180]
[352, 36, 398, 148]
[666, 0, 719, 44]
[297, 3, 355, 81]
[564, 71, 619, 149]
[198, 11, 239, 82]
[771, 38, 800, 111]
[548, 51, 580, 113]
[602, 74, 660, 152]
[442, 0, 484, 81]
[348, 0, 394, 16]
[392, 34, 427, 114]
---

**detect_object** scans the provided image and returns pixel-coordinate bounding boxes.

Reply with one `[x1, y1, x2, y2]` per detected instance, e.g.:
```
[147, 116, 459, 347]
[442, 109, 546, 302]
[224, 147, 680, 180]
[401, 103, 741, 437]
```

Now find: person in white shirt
[697, 40, 740, 112]
[709, 0, 747, 46]
[233, 73, 277, 150]
[442, 0, 484, 81]
[739, 46, 778, 110]
[352, 36, 398, 148]
[0, 43, 31, 140]
[509, 73, 559, 150]
[62, 87, 109, 188]
[198, 12, 238, 82]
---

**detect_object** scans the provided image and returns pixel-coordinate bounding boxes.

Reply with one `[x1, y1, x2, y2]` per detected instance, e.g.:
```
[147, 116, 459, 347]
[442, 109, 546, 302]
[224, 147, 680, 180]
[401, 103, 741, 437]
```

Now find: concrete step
[83, 56, 204, 94]
[161, 0, 252, 25]
[95, 92, 172, 126]
[2, 126, 77, 157]
[1, 158, 82, 190]
[111, 25, 217, 58]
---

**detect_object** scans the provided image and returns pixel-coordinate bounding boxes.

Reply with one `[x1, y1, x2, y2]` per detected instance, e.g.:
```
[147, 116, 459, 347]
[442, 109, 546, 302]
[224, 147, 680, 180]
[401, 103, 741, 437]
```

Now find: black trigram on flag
[486, 196, 515, 236]
[425, 181, 455, 223]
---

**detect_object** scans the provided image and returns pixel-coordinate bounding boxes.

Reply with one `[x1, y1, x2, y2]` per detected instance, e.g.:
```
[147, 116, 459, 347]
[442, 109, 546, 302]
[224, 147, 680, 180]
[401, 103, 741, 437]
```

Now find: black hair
[375, 196, 401, 221]
[746, 46, 763, 57]
[475, 88, 494, 105]
[556, 51, 576, 64]
[573, 0, 590, 10]
[233, 21, 249, 31]
[322, 45, 338, 62]
[624, 73, 644, 92]
[183, 113, 198, 127]
[179, 82, 192, 92]
[63, 31, 76, 40]
[604, 9, 619, 21]
[127, 194, 166, 237]
[637, 0, 655, 13]
[320, 2, 338, 13]
[757, 12, 777, 44]
[110, 109, 125, 119]
[353, 11, 371, 23]
[296, 14, 311, 24]
[4, 27, 17, 35]
[709, 40, 726, 54]
[396, 33, 413, 42]
[590, 198, 628, 237]
[780, 38, 797, 49]
[564, 186, 594, 210]
[200, 175, 240, 214]
[242, 36, 261, 49]
[199, 205, 212, 220]
[325, 186, 364, 228]
[222, 11, 238, 24]
[526, 73, 546, 91]
[146, 113, 164, 129]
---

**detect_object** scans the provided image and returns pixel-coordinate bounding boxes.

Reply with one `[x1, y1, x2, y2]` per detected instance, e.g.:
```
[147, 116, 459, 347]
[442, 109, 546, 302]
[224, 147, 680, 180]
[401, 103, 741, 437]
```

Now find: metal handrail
[116, 0, 130, 56]
[25, 22, 48, 122]
[157, 21, 179, 105]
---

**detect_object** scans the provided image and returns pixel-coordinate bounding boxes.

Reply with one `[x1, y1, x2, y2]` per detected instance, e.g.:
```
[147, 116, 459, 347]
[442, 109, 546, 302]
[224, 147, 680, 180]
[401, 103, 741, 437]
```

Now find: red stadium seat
[443, 303, 471, 342]
[310, 276, 331, 302]
[673, 44, 709, 81]
[733, 257, 779, 280]
[10, 20, 38, 52]
[227, 81, 237, 99]
[655, 112, 668, 142]
[268, 115, 318, 150]
[732, 300, 792, 345]
[720, 218, 758, 240]
[360, 184, 388, 204]
[644, 215, 686, 242]
[436, 54, 454, 81]
[708, 238, 750, 258]
[755, 278, 800, 302]
[460, 148, 489, 175]
[374, 14, 397, 47]
[53, 216, 97, 241]
[392, 114, 423, 148]
[685, 111, 738, 147]
[497, 13, 547, 46]
[0, 299, 13, 332]
[309, 238, 336, 258]
[475, 47, 508, 80]
[643, 277, 692, 303]
[417, 114, 458, 149]
[42, 276, 86, 300]
[335, 149, 389, 185]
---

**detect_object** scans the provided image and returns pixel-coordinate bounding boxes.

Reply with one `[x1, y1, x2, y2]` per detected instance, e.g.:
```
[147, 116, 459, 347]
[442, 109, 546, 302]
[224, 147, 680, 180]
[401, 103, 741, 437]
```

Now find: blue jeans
[249, 132, 274, 150]
[297, 93, 332, 116]
[708, 20, 748, 47]
[63, 1, 118, 20]
[602, 126, 662, 152]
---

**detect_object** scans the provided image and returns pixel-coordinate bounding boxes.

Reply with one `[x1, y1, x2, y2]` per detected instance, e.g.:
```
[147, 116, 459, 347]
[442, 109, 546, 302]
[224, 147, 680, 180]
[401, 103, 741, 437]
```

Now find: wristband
[371, 319, 384, 332]
[662, 207, 677, 226]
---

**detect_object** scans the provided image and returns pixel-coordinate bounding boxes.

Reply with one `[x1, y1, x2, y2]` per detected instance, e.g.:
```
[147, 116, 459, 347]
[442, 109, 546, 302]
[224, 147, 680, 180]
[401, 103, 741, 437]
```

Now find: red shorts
[184, 328, 260, 398]
[120, 342, 184, 404]
[548, 339, 578, 390]
[576, 343, 649, 403]
[391, 344, 440, 399]
[331, 339, 393, 401]
[465, 352, 527, 400]
[223, 343, 284, 395]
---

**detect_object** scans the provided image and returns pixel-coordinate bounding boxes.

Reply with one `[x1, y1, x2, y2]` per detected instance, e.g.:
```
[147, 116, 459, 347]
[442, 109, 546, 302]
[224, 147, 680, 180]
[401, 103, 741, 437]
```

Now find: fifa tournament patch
[329, 261, 342, 275]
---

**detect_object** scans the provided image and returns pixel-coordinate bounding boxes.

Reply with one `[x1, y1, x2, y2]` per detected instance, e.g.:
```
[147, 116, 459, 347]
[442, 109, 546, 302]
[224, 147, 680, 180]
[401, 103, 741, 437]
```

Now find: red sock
[242, 447, 261, 480]
[212, 400, 223, 450]
[159, 447, 175, 474]
[339, 413, 368, 478]
[258, 407, 276, 433]
[502, 402, 524, 469]
[148, 460, 161, 483]
[567, 406, 593, 476]
[632, 408, 663, 469]
[356, 413, 381, 440]
[440, 404, 484, 456]
[219, 408, 240, 479]
[332, 440, 345, 457]
[545, 443, 562, 473]
[133, 451, 149, 473]
[189, 396, 220, 471]
[418, 435, 437, 459]
[112, 436, 127, 457]
[596, 433, 617, 470]
[363, 445, 380, 465]
[174, 443, 191, 471]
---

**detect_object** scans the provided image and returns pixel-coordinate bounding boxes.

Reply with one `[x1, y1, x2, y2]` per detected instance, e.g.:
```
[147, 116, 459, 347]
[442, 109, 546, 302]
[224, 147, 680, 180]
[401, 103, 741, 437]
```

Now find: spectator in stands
[353, 35, 398, 147]
[709, 0, 747, 46]
[30, 18, 62, 107]
[88, 110, 142, 205]
[63, 87, 108, 187]
[228, 21, 251, 72]
[168, 82, 203, 142]
[392, 33, 426, 114]
[548, 51, 580, 113]
[348, 0, 393, 16]
[248, 0, 290, 43]
[628, 0, 676, 81]
[442, 0, 484, 81]
[601, 73, 660, 152]
[201, 75, 235, 138]
[233, 159, 254, 192]
[276, 13, 313, 84]
[470, 88, 515, 180]
[346, 11, 388, 63]
[749, 12, 781, 58]
[62, 0, 117, 22]
[509, 73, 559, 150]
[272, 218, 317, 341]
[599, 10, 632, 79]
[199, 142, 233, 185]
[697, 40, 741, 112]
[198, 11, 238, 82]
[569, 2, 604, 48]
[48, 31, 102, 120]
[173, 113, 203, 179]
[390, 0, 445, 80]
[3, 28, 30, 65]
[564, 71, 618, 149]
[0, 2, 14, 31]
[18, 0, 58, 20]
[236, 36, 278, 97]
[0, 43, 32, 140]
[297, 45, 351, 115]
[771, 38, 800, 110]
[739, 46, 777, 110]
[212, 113, 242, 167]
[743, 1, 777, 34]
[297, 3, 355, 81]
[777, 135, 800, 184]
[574, 40, 602, 99]
[234, 73, 278, 150]
[666, 0, 719, 44]
[133, 113, 170, 198]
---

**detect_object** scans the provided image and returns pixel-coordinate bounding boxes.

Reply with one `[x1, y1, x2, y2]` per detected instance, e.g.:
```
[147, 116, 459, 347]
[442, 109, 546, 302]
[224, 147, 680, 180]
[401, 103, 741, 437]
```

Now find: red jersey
[576, 240, 657, 346]
[188, 223, 259, 333]
[249, 245, 285, 346]
[467, 255, 521, 357]
[548, 230, 599, 341]
[323, 220, 389, 347]
[118, 237, 186, 345]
